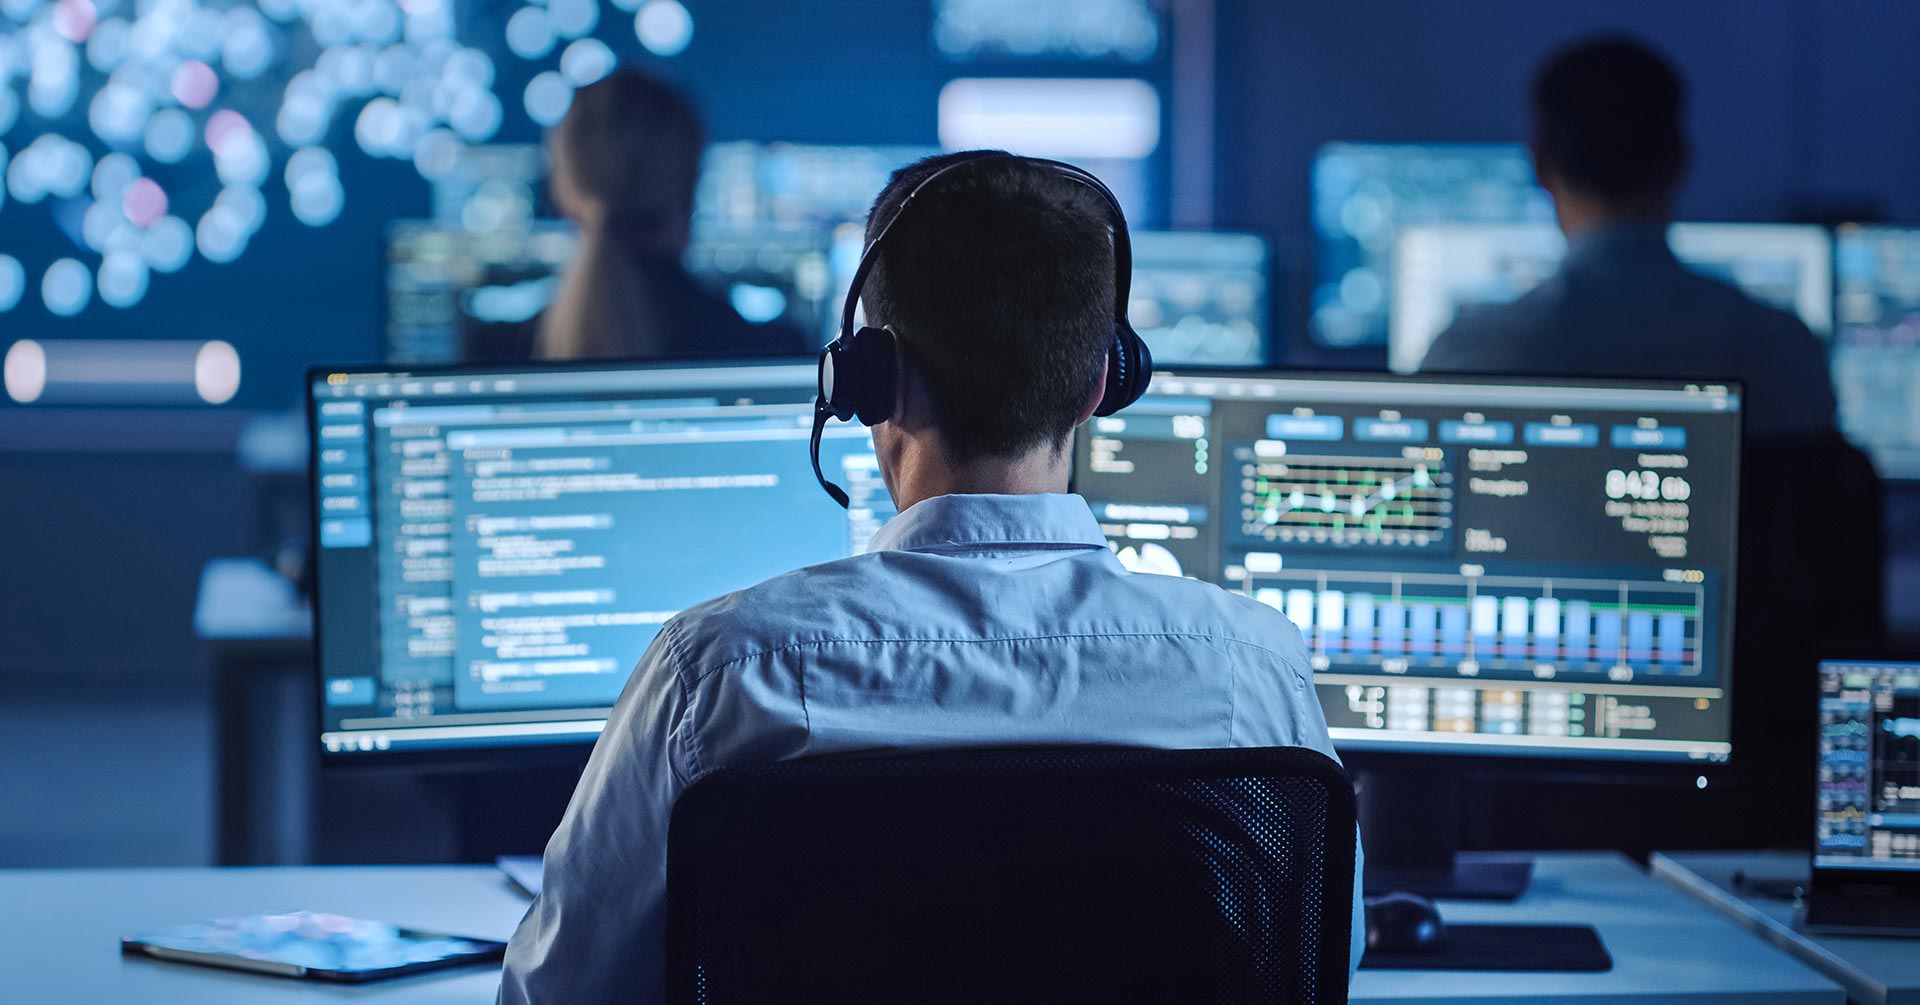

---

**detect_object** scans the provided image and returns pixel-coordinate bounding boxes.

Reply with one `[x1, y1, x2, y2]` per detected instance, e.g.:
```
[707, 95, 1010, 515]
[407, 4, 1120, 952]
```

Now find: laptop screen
[1817, 660, 1920, 871]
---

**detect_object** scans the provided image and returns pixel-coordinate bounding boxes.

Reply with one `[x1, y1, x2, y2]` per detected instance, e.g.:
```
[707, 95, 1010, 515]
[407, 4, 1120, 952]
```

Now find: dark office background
[2, 0, 1916, 867]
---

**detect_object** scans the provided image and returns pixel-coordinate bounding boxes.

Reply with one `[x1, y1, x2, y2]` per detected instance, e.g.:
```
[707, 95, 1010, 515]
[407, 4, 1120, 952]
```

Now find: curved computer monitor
[1072, 369, 1743, 764]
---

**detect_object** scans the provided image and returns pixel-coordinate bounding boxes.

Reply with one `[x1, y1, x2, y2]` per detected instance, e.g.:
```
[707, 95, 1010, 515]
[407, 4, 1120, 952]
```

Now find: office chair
[664, 745, 1356, 1004]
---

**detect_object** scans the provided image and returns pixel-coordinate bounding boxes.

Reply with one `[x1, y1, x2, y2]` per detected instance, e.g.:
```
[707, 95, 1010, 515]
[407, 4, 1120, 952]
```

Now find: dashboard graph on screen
[1076, 371, 1742, 761]
[1818, 662, 1920, 868]
[1250, 571, 1705, 680]
[1237, 445, 1454, 550]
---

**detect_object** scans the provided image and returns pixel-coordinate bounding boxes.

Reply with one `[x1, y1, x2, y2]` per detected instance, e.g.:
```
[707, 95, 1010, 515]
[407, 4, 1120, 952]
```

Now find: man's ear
[1075, 355, 1111, 426]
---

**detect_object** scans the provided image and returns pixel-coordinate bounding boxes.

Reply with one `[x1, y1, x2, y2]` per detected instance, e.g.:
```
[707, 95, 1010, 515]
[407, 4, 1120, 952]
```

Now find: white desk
[1, 854, 1844, 1004]
[1652, 850, 1920, 1005]
[2, 866, 528, 1003]
[1351, 852, 1843, 1004]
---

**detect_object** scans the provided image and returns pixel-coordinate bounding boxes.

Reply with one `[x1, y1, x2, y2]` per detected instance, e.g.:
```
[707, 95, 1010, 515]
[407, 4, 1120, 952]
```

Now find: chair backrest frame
[665, 744, 1356, 1004]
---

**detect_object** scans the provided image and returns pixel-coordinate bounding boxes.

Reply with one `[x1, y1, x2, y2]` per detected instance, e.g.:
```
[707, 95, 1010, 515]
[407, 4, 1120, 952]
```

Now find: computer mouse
[1365, 891, 1447, 954]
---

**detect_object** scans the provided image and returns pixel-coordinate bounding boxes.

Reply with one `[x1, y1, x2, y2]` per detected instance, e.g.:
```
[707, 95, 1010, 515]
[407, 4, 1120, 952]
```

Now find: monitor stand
[1357, 765, 1533, 901]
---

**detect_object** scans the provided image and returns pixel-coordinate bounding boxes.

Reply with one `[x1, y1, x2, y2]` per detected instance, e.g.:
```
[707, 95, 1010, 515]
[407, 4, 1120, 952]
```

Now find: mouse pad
[1361, 923, 1612, 971]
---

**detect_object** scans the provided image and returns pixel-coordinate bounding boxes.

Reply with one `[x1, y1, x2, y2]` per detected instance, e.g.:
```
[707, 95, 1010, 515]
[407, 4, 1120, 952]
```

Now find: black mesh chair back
[665, 745, 1356, 1004]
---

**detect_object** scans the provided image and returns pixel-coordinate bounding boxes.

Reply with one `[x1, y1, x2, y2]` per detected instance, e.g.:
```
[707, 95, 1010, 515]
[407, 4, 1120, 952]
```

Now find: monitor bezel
[1810, 653, 1920, 895]
[304, 354, 820, 765]
[1086, 365, 1746, 779]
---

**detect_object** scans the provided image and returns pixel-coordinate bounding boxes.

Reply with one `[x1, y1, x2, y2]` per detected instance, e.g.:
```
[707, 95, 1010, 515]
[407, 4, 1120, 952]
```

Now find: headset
[809, 152, 1154, 507]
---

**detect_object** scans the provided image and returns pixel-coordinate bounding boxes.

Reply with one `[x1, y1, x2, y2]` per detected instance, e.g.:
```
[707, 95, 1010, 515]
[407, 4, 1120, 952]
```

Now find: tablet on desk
[121, 911, 507, 982]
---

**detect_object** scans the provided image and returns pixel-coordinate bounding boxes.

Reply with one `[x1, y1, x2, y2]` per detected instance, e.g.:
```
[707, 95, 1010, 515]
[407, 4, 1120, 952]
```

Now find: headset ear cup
[1095, 325, 1152, 417]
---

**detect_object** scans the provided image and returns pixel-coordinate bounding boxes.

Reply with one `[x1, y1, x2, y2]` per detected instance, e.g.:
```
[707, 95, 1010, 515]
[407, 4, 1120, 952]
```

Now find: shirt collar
[1565, 221, 1678, 272]
[868, 493, 1111, 554]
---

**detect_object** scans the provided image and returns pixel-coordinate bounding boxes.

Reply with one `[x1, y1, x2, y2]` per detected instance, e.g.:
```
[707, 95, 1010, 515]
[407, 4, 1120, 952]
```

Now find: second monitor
[1074, 370, 1742, 763]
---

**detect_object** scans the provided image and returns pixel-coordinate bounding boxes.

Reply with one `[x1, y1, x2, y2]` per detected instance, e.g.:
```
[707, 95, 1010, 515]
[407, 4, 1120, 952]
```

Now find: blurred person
[535, 67, 812, 360]
[1419, 35, 1836, 439]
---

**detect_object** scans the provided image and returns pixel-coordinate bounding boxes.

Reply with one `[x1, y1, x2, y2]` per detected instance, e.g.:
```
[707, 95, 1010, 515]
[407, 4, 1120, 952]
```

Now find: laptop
[1805, 659, 1920, 935]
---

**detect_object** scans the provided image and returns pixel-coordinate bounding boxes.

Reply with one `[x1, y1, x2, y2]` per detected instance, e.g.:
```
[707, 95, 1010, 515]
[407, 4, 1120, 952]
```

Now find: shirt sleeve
[498, 621, 697, 1005]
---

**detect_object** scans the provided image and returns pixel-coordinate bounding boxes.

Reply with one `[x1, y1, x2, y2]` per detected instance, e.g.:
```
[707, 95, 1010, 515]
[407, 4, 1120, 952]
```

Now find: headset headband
[838, 152, 1135, 344]
[810, 153, 1151, 508]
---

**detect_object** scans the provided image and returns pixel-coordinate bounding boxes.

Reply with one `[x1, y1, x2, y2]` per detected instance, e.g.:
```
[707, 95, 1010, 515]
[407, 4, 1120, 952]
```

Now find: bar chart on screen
[1246, 568, 1705, 682]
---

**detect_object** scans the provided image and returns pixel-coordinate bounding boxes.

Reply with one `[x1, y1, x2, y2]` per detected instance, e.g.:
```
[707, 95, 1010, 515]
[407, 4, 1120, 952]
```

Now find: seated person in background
[535, 68, 812, 360]
[1418, 35, 1836, 440]
[498, 151, 1362, 1003]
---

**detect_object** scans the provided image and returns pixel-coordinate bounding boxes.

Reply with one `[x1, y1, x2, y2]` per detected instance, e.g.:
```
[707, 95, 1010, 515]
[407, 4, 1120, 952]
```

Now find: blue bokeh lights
[1, 0, 698, 316]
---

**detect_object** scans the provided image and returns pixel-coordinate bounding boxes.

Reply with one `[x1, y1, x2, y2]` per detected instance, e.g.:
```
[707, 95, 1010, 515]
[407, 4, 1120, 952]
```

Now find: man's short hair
[861, 152, 1117, 459]
[1530, 35, 1686, 203]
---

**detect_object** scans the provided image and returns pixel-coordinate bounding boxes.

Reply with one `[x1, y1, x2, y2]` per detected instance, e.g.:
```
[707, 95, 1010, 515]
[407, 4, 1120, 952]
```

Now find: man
[534, 67, 811, 361]
[1419, 36, 1837, 440]
[498, 152, 1362, 1002]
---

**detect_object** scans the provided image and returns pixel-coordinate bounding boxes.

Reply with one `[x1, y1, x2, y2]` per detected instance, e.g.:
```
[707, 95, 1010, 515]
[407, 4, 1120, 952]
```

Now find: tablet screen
[126, 911, 503, 975]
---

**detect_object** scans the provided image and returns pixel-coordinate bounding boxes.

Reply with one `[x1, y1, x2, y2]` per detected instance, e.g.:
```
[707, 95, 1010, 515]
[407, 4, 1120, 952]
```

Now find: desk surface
[1, 853, 1843, 1004]
[1651, 850, 1920, 1005]
[2, 866, 527, 1003]
[1351, 852, 1841, 1004]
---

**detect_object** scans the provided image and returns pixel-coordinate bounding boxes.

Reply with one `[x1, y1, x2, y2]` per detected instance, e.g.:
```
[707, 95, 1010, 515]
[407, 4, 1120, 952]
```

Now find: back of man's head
[1531, 35, 1687, 210]
[862, 152, 1117, 459]
[550, 67, 704, 231]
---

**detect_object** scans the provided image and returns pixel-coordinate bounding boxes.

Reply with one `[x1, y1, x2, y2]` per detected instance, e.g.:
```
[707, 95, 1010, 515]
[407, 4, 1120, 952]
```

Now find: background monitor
[1388, 222, 1836, 373]
[1310, 142, 1555, 349]
[309, 360, 894, 754]
[385, 222, 578, 365]
[1665, 223, 1833, 335]
[386, 218, 1275, 367]
[385, 143, 940, 363]
[1128, 231, 1272, 367]
[383, 220, 832, 363]
[1817, 660, 1920, 870]
[1074, 369, 1742, 762]
[693, 142, 939, 231]
[1833, 225, 1920, 481]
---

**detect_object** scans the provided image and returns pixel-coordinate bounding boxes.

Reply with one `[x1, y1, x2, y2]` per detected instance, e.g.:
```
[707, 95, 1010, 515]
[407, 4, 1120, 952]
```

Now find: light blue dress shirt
[1419, 223, 1837, 440]
[498, 491, 1364, 1003]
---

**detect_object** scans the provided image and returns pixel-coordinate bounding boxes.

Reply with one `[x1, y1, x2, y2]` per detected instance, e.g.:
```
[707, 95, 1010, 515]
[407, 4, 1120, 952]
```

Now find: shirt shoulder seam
[663, 619, 705, 783]
[683, 631, 1305, 685]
